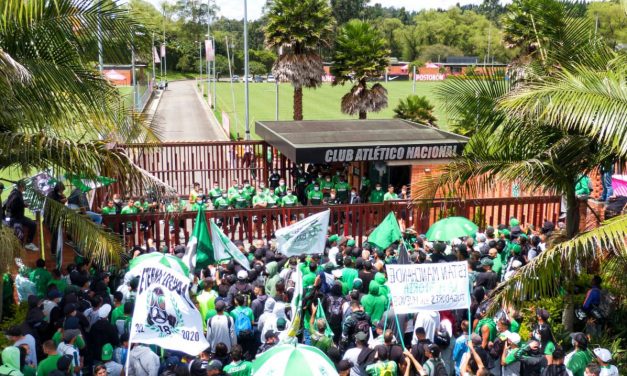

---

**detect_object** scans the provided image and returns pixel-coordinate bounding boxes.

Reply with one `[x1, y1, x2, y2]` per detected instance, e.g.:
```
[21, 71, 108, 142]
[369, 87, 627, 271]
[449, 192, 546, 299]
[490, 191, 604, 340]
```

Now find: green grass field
[203, 80, 448, 140]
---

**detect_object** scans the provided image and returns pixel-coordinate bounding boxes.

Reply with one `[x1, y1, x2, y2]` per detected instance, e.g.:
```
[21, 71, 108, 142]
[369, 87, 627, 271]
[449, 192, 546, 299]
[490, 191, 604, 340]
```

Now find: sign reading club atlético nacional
[313, 143, 464, 164]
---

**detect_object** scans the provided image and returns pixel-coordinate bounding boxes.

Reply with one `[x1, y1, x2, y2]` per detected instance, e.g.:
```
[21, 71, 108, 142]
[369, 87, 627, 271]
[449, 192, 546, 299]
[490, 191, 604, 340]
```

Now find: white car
[243, 75, 253, 82]
[266, 74, 276, 83]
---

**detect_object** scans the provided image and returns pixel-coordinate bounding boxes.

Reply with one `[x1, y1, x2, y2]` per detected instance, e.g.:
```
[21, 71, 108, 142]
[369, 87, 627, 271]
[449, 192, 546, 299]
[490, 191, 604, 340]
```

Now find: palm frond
[0, 132, 176, 197]
[27, 190, 124, 266]
[340, 83, 388, 116]
[500, 64, 627, 158]
[0, 49, 29, 84]
[272, 53, 325, 89]
[0, 224, 23, 272]
[489, 214, 627, 309]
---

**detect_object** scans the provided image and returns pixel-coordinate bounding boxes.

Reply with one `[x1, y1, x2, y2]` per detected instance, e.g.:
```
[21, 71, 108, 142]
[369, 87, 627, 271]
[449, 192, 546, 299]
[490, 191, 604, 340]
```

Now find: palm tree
[422, 0, 627, 330]
[331, 20, 390, 119]
[0, 0, 168, 270]
[263, 0, 335, 121]
[393, 95, 438, 126]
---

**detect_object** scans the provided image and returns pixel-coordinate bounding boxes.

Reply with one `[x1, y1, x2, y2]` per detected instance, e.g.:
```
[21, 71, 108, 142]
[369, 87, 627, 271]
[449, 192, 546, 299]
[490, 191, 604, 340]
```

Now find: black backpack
[327, 296, 345, 325]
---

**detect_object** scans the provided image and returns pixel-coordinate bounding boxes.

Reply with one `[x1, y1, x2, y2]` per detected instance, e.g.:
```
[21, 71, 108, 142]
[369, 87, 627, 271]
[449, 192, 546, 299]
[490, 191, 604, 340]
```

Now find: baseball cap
[101, 343, 113, 361]
[276, 317, 287, 330]
[63, 329, 81, 343]
[98, 304, 112, 319]
[190, 360, 208, 376]
[207, 360, 223, 371]
[593, 348, 612, 363]
[480, 258, 494, 266]
[355, 331, 368, 341]
[237, 270, 248, 280]
[328, 234, 339, 243]
[506, 332, 521, 345]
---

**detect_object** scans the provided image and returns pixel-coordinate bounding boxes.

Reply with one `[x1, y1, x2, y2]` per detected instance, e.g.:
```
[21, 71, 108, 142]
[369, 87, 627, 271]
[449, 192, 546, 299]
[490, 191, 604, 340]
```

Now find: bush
[0, 302, 28, 348]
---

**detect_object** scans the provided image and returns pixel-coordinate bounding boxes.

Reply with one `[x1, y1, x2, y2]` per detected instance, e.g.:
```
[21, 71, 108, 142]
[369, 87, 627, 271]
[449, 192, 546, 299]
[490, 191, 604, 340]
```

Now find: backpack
[355, 318, 371, 336]
[327, 296, 345, 325]
[592, 290, 617, 319]
[376, 361, 395, 376]
[235, 283, 253, 307]
[425, 359, 447, 376]
[234, 309, 252, 336]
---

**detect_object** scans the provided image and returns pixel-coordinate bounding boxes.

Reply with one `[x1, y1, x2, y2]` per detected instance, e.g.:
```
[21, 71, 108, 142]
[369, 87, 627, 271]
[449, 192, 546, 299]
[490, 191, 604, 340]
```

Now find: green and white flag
[275, 210, 330, 256]
[129, 261, 209, 355]
[286, 263, 303, 339]
[183, 208, 214, 271]
[367, 212, 402, 250]
[209, 220, 251, 271]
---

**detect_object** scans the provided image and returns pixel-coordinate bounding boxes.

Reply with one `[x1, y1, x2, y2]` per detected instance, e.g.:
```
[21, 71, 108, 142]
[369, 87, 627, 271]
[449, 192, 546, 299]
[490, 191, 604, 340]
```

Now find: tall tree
[264, 0, 335, 120]
[330, 0, 367, 25]
[332, 20, 390, 119]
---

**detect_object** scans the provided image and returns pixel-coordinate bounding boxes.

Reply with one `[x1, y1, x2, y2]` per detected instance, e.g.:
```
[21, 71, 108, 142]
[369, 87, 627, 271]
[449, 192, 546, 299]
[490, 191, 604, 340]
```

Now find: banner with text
[129, 262, 209, 355]
[386, 261, 470, 313]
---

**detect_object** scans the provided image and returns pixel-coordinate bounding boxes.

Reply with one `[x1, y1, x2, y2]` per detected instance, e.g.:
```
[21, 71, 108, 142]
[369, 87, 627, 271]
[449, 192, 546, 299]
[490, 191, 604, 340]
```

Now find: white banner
[205, 39, 214, 62]
[129, 262, 209, 355]
[275, 210, 330, 256]
[386, 261, 470, 313]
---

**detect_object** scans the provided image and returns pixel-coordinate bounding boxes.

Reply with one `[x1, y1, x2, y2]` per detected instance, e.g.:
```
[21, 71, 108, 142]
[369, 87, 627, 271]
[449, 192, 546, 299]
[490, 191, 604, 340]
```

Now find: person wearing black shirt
[475, 258, 498, 292]
[4, 180, 39, 251]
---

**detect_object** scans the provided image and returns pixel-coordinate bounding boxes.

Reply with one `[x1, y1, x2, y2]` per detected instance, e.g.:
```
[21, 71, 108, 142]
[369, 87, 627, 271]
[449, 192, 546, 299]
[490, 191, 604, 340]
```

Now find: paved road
[155, 80, 228, 141]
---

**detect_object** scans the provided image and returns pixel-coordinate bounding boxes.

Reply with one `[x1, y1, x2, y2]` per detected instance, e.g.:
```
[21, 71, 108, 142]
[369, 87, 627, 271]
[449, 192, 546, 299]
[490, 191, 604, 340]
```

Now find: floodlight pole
[244, 0, 250, 140]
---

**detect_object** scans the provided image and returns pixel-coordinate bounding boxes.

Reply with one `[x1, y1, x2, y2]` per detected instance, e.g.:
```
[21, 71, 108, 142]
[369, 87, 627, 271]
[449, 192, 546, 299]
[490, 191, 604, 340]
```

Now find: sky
[147, 0, 487, 20]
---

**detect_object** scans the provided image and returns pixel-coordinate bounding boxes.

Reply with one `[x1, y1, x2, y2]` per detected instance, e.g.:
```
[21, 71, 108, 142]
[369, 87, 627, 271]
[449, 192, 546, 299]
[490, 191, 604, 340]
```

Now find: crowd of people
[0, 213, 621, 376]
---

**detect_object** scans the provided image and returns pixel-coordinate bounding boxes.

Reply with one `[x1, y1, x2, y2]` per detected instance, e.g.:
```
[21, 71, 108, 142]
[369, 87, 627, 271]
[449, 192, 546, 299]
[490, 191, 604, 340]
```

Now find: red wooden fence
[101, 196, 562, 250]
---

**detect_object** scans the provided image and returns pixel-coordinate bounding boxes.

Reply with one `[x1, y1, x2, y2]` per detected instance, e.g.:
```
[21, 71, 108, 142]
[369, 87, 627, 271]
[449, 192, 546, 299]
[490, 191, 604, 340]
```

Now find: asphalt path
[155, 80, 228, 141]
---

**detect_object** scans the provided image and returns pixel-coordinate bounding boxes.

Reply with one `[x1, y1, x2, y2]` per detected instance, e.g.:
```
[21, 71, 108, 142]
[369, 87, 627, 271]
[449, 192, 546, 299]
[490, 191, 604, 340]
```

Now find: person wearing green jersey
[29, 259, 51, 299]
[227, 179, 240, 200]
[308, 184, 324, 205]
[566, 332, 593, 376]
[252, 188, 267, 233]
[258, 182, 270, 196]
[191, 196, 207, 211]
[335, 176, 351, 203]
[320, 175, 334, 197]
[208, 181, 223, 205]
[281, 189, 298, 207]
[266, 189, 280, 208]
[214, 193, 230, 210]
[243, 179, 255, 199]
[101, 200, 117, 215]
[120, 198, 139, 241]
[383, 185, 398, 201]
[475, 307, 497, 349]
[275, 179, 288, 197]
[166, 197, 186, 235]
[231, 187, 250, 231]
[223, 345, 252, 376]
[369, 183, 385, 203]
[197, 278, 218, 330]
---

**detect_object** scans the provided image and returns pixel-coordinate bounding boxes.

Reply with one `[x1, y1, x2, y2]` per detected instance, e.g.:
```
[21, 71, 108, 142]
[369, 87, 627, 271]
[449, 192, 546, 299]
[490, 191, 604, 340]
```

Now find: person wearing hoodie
[87, 304, 119, 363]
[256, 299, 276, 337]
[259, 302, 290, 341]
[361, 281, 388, 324]
[373, 272, 390, 299]
[341, 257, 359, 295]
[128, 344, 159, 376]
[342, 300, 372, 347]
[264, 262, 281, 299]
[0, 347, 24, 376]
[6, 326, 37, 368]
[250, 283, 272, 322]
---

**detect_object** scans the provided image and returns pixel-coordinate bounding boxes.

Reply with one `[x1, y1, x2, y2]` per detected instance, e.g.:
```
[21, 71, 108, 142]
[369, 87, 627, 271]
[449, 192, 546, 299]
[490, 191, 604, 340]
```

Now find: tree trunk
[565, 188, 579, 239]
[562, 294, 575, 332]
[359, 111, 367, 119]
[293, 87, 303, 121]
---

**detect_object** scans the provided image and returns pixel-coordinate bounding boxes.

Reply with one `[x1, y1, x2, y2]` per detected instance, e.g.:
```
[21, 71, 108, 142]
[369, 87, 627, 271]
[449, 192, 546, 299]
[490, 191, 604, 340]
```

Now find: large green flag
[183, 208, 214, 270]
[367, 212, 402, 250]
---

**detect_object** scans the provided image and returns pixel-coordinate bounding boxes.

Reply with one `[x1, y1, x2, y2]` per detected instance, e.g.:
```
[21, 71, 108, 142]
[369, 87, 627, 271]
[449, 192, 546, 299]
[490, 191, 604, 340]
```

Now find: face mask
[279, 181, 285, 185]
[196, 200, 202, 204]
[245, 184, 250, 187]
[214, 186, 219, 190]
[238, 189, 243, 193]
[114, 199, 122, 204]
[351, 192, 356, 196]
[222, 194, 227, 198]
[287, 191, 292, 195]
[326, 179, 331, 182]
[336, 171, 340, 175]
[376, 187, 381, 191]
[258, 191, 263, 196]
[260, 184, 265, 189]
[314, 187, 319, 191]
[330, 195, 336, 199]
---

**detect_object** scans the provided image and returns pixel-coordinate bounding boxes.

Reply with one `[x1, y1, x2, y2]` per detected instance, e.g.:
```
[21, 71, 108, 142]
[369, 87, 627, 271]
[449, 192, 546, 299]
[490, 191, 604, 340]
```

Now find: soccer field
[203, 80, 449, 140]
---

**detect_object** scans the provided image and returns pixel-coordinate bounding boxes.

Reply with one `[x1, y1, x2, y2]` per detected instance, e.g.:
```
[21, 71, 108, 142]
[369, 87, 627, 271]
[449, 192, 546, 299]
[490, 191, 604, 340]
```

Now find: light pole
[197, 40, 202, 93]
[243, 0, 250, 140]
[131, 32, 137, 111]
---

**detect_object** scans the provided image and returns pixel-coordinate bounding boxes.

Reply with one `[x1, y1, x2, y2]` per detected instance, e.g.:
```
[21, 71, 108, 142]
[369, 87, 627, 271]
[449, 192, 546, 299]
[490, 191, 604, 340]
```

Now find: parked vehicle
[231, 75, 240, 82]
[266, 74, 276, 83]
[254, 75, 264, 83]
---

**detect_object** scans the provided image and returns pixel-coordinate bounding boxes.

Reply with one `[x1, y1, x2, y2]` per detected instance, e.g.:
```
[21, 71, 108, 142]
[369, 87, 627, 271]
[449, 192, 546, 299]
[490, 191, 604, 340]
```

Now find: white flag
[153, 46, 161, 63]
[210, 220, 251, 270]
[160, 43, 166, 58]
[205, 39, 214, 62]
[275, 210, 330, 256]
[129, 261, 209, 355]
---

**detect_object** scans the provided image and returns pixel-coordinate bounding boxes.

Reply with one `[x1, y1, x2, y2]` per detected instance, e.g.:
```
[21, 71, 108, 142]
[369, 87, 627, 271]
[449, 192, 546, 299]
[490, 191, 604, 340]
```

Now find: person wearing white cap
[87, 303, 120, 362]
[501, 332, 522, 376]
[593, 348, 618, 376]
